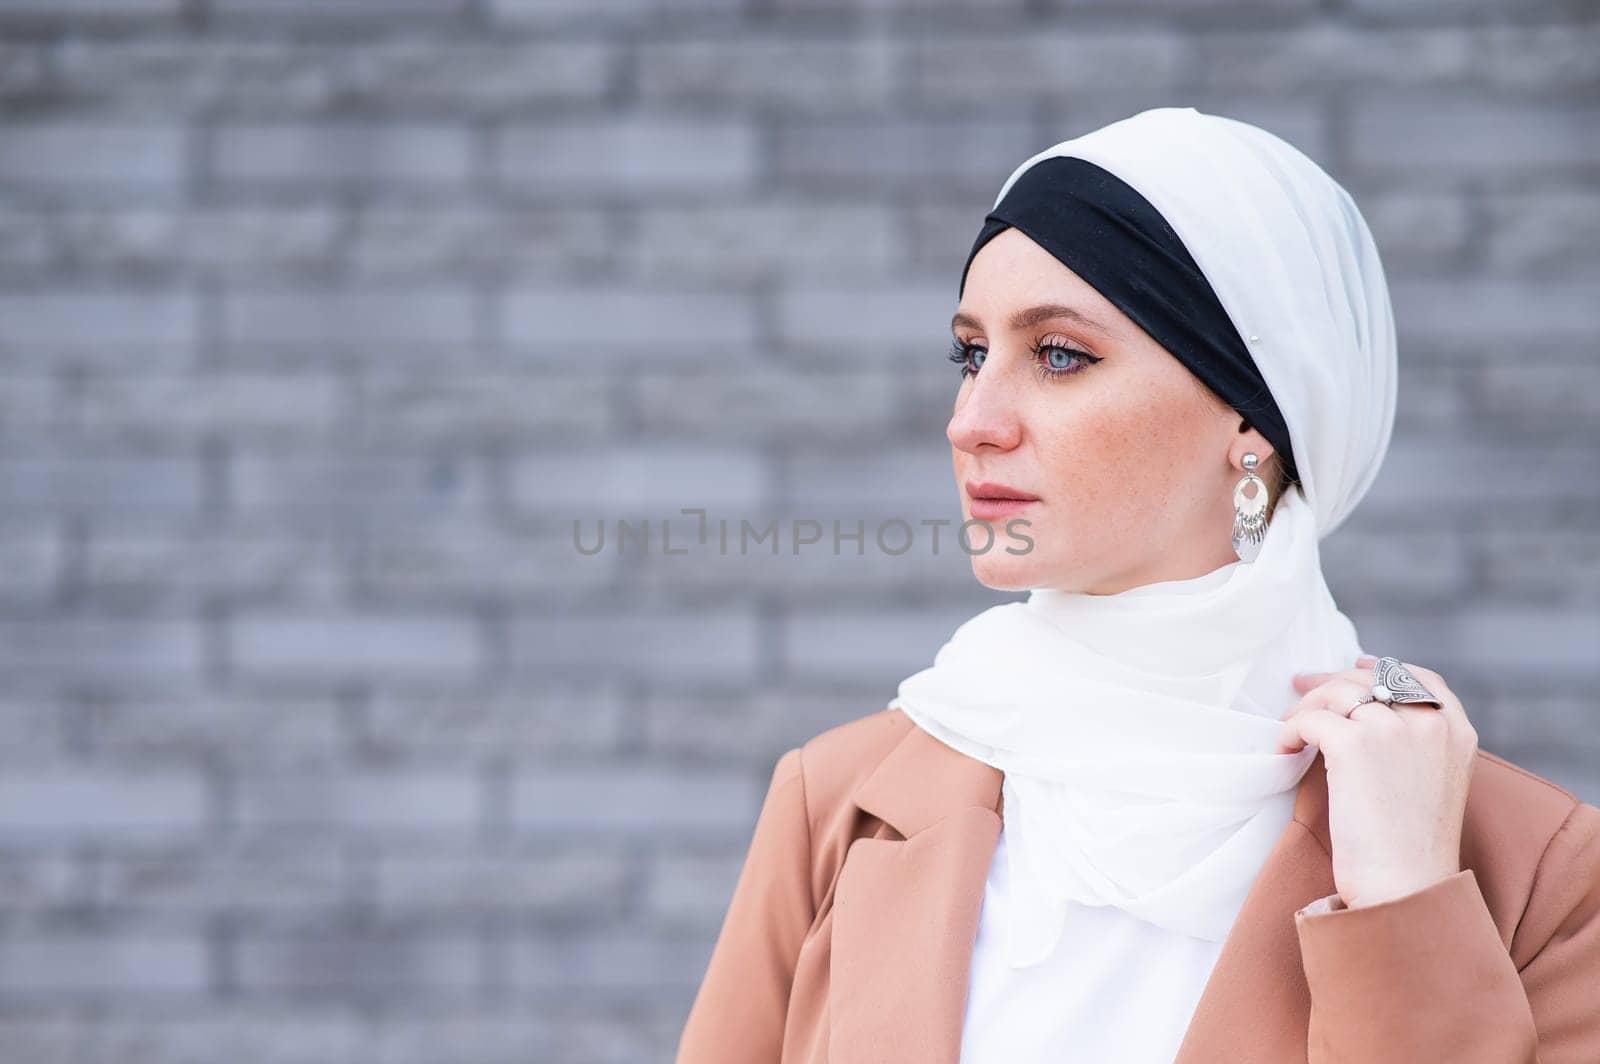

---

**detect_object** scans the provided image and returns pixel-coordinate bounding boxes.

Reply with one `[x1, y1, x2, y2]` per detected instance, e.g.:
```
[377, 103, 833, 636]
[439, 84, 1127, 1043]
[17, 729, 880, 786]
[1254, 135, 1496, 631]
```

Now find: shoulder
[790, 706, 916, 818]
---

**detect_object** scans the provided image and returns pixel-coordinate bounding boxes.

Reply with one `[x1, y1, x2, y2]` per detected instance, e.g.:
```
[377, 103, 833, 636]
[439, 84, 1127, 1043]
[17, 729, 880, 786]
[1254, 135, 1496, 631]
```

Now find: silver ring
[1370, 655, 1443, 708]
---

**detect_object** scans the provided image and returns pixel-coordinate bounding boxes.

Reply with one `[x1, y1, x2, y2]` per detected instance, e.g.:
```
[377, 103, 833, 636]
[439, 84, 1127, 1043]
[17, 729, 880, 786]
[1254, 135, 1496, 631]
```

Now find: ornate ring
[1369, 655, 1443, 708]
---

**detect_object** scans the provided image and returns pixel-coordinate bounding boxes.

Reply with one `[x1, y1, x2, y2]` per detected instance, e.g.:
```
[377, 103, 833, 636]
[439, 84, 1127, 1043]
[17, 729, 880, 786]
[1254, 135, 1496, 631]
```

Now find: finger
[1290, 676, 1374, 719]
[1276, 705, 1357, 754]
[1348, 697, 1400, 726]
[1292, 653, 1381, 692]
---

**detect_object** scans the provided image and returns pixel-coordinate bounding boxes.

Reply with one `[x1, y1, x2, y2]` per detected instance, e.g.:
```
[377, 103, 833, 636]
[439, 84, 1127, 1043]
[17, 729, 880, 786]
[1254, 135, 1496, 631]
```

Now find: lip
[965, 480, 1040, 521]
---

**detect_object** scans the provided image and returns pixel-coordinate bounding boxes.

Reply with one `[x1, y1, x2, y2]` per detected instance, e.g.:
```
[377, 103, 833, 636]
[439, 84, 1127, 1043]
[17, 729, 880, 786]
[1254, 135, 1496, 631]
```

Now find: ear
[1230, 420, 1278, 474]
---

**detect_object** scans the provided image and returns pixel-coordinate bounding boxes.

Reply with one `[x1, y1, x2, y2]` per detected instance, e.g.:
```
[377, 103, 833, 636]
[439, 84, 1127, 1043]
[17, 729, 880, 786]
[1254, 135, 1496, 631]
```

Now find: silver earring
[1231, 452, 1269, 563]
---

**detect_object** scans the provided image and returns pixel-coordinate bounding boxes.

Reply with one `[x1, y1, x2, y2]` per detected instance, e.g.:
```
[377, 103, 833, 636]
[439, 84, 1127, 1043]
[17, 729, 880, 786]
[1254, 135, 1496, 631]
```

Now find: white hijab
[887, 106, 1399, 967]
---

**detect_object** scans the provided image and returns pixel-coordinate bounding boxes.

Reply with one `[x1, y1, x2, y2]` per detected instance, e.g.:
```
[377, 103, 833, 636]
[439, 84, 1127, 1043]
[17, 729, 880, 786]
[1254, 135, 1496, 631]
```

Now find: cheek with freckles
[1032, 372, 1206, 549]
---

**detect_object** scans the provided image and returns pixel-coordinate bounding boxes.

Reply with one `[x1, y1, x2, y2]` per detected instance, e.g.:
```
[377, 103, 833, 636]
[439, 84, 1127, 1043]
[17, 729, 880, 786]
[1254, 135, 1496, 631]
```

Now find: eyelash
[946, 338, 1102, 382]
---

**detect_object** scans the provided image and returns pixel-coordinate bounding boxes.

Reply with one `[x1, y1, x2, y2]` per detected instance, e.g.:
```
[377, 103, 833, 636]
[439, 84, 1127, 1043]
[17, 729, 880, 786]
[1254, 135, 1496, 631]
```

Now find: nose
[947, 358, 1024, 454]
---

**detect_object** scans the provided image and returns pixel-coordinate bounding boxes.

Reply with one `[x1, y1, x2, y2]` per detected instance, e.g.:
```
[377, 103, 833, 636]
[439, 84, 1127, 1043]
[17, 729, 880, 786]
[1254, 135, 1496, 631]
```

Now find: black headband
[959, 155, 1299, 488]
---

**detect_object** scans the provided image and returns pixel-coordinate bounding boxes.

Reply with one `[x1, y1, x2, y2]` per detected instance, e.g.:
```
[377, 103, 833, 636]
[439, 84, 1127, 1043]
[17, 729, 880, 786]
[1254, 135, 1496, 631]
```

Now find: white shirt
[959, 818, 1345, 1062]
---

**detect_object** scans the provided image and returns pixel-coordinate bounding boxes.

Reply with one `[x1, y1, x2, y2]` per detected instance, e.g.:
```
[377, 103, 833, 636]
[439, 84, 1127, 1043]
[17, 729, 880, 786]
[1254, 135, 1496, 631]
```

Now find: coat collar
[830, 714, 1336, 1063]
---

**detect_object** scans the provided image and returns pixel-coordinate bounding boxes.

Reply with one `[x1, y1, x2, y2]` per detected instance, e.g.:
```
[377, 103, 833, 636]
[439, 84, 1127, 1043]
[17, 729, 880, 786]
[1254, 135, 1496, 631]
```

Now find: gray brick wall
[1, 2, 1597, 1061]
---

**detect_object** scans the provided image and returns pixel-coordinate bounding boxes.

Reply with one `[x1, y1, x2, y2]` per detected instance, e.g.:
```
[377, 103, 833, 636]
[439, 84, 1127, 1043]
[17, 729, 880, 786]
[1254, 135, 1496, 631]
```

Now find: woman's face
[947, 227, 1281, 595]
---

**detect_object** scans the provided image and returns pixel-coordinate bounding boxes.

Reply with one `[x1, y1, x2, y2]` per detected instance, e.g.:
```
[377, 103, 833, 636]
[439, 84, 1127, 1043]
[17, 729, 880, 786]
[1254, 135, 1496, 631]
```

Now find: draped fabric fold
[887, 105, 1397, 970]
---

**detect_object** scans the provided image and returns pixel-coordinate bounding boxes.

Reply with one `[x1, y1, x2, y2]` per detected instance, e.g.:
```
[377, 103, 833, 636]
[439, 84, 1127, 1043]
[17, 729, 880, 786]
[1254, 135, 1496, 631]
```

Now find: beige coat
[676, 707, 1600, 1063]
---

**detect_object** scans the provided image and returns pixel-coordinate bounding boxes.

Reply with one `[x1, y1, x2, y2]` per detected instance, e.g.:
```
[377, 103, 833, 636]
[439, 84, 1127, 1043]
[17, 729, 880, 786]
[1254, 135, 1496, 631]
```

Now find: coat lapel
[828, 716, 1337, 1064]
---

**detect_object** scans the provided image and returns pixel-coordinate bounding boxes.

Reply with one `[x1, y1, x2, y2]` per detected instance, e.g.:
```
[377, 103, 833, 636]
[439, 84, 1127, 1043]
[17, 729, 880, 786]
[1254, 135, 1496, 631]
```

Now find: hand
[1276, 654, 1478, 910]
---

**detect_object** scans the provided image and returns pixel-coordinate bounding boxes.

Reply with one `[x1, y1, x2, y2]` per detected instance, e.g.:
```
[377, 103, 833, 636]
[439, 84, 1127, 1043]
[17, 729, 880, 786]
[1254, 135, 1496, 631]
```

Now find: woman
[675, 107, 1600, 1063]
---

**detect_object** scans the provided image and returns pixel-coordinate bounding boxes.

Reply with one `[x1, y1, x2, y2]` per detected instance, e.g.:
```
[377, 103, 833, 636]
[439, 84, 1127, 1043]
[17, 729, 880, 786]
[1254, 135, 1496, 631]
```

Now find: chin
[967, 548, 1052, 593]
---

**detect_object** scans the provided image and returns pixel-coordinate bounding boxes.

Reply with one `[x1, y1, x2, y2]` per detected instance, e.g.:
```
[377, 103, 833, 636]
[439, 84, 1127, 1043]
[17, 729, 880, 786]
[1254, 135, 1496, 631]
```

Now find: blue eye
[947, 338, 1101, 381]
[948, 340, 985, 377]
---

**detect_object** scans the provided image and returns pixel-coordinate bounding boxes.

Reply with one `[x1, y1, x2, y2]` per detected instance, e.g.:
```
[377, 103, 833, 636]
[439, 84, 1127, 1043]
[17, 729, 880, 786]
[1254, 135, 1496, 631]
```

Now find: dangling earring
[1231, 452, 1269, 563]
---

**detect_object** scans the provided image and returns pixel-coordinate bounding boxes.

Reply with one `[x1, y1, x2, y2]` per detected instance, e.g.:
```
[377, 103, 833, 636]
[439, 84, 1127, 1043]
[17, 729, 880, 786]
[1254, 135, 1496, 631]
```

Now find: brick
[508, 607, 762, 682]
[1186, 26, 1473, 94]
[1359, 436, 1598, 514]
[210, 0, 469, 17]
[1390, 277, 1600, 350]
[781, 603, 1005, 682]
[638, 36, 894, 110]
[1471, 359, 1600, 423]
[353, 369, 610, 443]
[773, 116, 1037, 189]
[0, 846, 93, 911]
[370, 1010, 570, 1064]
[81, 520, 345, 606]
[785, 444, 962, 515]
[0, 694, 65, 758]
[211, 124, 473, 186]
[342, 39, 614, 115]
[232, 931, 480, 994]
[219, 287, 476, 349]
[1319, 526, 1471, 608]
[78, 370, 346, 443]
[1475, 24, 1600, 94]
[509, 444, 768, 515]
[0, 203, 58, 269]
[0, 1015, 84, 1064]
[176, 205, 347, 272]
[0, 516, 64, 604]
[644, 684, 890, 761]
[52, 37, 606, 118]
[228, 611, 483, 680]
[95, 840, 347, 912]
[357, 518, 621, 600]
[0, 289, 195, 354]
[1346, 606, 1600, 680]
[0, 933, 208, 994]
[0, 453, 204, 514]
[228, 452, 490, 513]
[511, 764, 755, 833]
[232, 770, 480, 832]
[500, 284, 759, 364]
[907, 30, 1186, 102]
[371, 848, 628, 915]
[1481, 191, 1600, 273]
[362, 685, 627, 759]
[1477, 528, 1600, 603]
[630, 510, 975, 603]
[626, 201, 898, 282]
[648, 850, 746, 928]
[776, 0, 1025, 10]
[0, 618, 204, 684]
[1349, 98, 1600, 175]
[0, 769, 207, 837]
[496, 117, 758, 193]
[91, 1008, 368, 1064]
[84, 690, 346, 764]
[0, 122, 186, 189]
[507, 931, 709, 993]
[0, 0, 178, 13]
[1358, 190, 1474, 267]
[491, 0, 742, 23]
[775, 282, 966, 362]
[351, 203, 611, 277]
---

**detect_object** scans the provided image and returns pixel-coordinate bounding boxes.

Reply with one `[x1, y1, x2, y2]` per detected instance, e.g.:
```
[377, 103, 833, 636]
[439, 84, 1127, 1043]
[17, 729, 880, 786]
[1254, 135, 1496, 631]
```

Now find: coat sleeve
[1292, 798, 1600, 1064]
[676, 746, 815, 1064]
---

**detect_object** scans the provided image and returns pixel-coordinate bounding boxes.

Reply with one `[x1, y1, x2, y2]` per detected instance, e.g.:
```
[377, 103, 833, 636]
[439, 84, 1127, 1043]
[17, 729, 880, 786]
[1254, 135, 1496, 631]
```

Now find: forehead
[955, 229, 1124, 335]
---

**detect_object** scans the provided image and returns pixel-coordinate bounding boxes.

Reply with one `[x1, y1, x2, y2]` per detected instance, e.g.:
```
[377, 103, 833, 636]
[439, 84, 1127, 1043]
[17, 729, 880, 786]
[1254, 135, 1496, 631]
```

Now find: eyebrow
[950, 303, 1111, 336]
